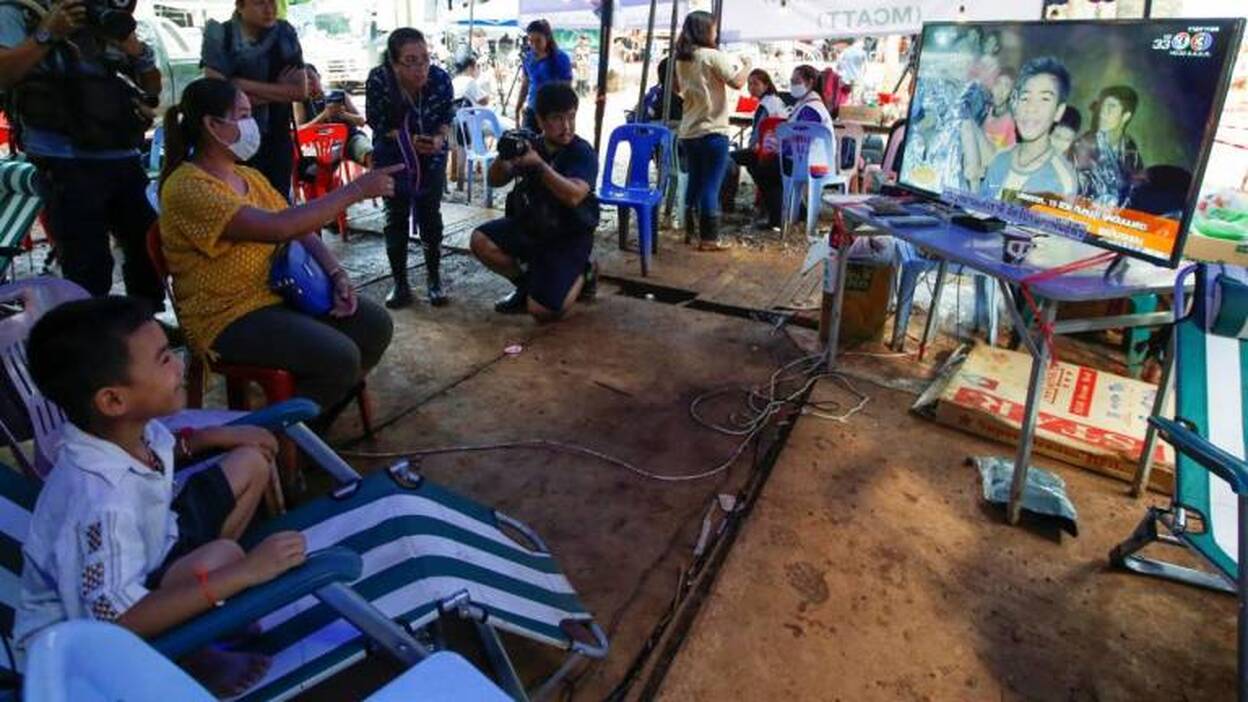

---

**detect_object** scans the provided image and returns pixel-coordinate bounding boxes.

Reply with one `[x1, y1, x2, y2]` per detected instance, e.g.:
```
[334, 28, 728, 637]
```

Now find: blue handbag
[269, 240, 334, 316]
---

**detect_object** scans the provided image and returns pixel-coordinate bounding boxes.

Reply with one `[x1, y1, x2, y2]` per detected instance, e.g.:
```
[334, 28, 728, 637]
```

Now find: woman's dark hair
[28, 296, 154, 429]
[674, 11, 715, 61]
[385, 27, 426, 64]
[792, 64, 822, 97]
[525, 19, 557, 54]
[159, 77, 239, 194]
[748, 68, 777, 96]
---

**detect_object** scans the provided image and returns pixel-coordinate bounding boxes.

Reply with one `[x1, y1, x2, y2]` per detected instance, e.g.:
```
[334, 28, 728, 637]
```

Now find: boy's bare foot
[182, 647, 271, 697]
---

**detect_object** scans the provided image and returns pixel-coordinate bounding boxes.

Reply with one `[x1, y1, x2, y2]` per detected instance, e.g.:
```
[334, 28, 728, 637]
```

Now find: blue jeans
[680, 133, 730, 231]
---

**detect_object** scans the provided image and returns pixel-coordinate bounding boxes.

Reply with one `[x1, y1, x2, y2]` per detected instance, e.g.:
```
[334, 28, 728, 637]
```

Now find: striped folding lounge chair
[0, 161, 41, 283]
[1110, 264, 1248, 698]
[0, 399, 607, 701]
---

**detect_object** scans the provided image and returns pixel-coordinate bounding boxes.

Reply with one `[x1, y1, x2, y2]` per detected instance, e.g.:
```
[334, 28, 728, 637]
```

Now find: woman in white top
[674, 10, 751, 251]
[749, 64, 833, 227]
[724, 69, 787, 222]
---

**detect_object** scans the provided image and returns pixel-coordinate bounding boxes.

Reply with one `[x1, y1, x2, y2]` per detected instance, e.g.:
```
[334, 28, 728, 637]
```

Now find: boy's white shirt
[12, 420, 178, 662]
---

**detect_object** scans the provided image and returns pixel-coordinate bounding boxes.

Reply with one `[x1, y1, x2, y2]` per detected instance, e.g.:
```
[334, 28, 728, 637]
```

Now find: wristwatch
[32, 28, 53, 46]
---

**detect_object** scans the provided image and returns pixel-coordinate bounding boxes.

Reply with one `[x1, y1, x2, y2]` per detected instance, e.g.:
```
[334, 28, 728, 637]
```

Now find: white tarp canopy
[518, 0, 710, 31]
[449, 0, 521, 27]
[719, 0, 1046, 42]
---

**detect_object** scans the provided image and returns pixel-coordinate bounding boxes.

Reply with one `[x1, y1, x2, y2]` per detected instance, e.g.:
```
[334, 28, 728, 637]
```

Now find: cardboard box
[839, 261, 892, 344]
[914, 345, 1174, 492]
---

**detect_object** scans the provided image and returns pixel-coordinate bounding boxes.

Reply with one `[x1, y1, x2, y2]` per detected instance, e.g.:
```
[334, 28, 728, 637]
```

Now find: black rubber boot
[494, 275, 528, 314]
[384, 247, 413, 309]
[683, 207, 698, 245]
[424, 246, 449, 307]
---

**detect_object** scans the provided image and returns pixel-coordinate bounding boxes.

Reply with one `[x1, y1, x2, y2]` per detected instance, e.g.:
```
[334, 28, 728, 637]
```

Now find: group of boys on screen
[971, 57, 1143, 210]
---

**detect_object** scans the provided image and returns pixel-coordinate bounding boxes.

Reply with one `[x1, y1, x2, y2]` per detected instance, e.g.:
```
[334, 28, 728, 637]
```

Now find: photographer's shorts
[479, 217, 593, 312]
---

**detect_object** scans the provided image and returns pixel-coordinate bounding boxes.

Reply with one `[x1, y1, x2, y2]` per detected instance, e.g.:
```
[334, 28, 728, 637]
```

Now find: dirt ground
[298, 268, 806, 699]
[656, 367, 1237, 701]
[64, 191, 1222, 700]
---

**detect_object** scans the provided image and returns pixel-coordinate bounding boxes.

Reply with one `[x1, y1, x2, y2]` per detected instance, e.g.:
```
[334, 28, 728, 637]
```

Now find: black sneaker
[578, 261, 598, 302]
[494, 288, 528, 314]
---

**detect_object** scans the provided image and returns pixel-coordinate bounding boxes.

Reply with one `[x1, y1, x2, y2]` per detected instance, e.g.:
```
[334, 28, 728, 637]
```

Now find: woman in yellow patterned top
[159, 78, 400, 418]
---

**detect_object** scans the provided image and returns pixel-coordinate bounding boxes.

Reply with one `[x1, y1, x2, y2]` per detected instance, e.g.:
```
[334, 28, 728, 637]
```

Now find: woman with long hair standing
[674, 10, 750, 251]
[365, 28, 457, 308]
[514, 19, 573, 132]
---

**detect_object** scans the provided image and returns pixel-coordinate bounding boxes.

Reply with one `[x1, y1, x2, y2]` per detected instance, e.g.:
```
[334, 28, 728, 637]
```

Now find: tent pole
[467, 0, 475, 55]
[712, 0, 723, 45]
[659, 0, 679, 123]
[635, 0, 660, 120]
[593, 0, 615, 151]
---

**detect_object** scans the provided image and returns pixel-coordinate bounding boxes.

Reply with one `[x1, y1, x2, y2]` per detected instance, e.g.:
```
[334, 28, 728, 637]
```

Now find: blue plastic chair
[891, 241, 999, 351]
[22, 620, 511, 702]
[454, 107, 502, 208]
[599, 123, 672, 277]
[776, 122, 849, 239]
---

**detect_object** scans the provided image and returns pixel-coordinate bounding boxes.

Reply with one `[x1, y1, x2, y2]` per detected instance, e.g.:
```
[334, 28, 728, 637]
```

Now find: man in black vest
[0, 0, 163, 306]
[201, 0, 311, 200]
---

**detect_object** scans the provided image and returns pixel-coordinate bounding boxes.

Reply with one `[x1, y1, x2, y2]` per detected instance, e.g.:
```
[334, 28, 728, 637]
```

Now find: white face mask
[214, 117, 261, 162]
[790, 82, 809, 99]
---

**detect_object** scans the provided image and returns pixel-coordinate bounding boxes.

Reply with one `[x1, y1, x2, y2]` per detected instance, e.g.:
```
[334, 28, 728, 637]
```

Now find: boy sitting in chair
[13, 297, 307, 696]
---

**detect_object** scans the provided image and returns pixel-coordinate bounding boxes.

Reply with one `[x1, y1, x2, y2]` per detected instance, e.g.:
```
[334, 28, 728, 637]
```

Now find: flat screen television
[897, 19, 1245, 267]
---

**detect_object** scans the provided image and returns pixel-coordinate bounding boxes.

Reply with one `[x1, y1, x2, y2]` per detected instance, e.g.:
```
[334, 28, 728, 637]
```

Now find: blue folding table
[825, 195, 1183, 524]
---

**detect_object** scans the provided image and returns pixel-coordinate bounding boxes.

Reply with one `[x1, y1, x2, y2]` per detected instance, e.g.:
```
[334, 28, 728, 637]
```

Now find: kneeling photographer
[470, 83, 599, 322]
[0, 0, 163, 306]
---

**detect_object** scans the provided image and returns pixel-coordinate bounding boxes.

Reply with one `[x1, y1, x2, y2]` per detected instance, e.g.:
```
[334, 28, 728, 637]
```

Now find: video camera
[84, 0, 138, 42]
[497, 128, 541, 161]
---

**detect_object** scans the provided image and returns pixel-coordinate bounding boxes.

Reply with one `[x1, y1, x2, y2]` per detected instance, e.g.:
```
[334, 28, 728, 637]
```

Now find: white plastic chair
[776, 122, 849, 239]
[23, 620, 511, 702]
[454, 107, 502, 209]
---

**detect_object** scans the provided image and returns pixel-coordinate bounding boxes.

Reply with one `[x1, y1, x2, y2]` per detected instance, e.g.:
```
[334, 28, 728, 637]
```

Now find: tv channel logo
[1191, 31, 1214, 53]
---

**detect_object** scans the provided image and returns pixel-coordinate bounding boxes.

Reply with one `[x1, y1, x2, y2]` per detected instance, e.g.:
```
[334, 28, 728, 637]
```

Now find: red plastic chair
[734, 95, 759, 114]
[294, 123, 350, 237]
[0, 112, 10, 155]
[145, 223, 374, 481]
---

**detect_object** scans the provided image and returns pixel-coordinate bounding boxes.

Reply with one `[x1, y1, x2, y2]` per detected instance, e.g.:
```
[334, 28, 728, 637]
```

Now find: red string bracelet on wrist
[193, 566, 224, 608]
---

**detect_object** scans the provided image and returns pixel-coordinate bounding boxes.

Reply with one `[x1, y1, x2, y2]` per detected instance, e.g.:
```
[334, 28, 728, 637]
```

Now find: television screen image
[898, 19, 1245, 267]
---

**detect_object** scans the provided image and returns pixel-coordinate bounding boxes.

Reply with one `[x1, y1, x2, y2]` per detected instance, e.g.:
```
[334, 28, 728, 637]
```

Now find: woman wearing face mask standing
[673, 11, 751, 251]
[747, 64, 833, 229]
[158, 78, 399, 421]
[366, 28, 456, 309]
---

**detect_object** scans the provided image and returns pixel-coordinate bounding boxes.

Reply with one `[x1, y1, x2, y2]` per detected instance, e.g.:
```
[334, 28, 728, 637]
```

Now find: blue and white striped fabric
[0, 161, 42, 278]
[233, 472, 597, 700]
[0, 464, 600, 701]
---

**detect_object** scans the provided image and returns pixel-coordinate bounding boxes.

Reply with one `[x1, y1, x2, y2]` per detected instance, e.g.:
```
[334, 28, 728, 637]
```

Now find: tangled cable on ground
[339, 354, 869, 483]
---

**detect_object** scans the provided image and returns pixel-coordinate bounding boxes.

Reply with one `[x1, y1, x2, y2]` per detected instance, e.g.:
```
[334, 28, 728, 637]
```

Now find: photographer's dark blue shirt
[540, 135, 600, 237]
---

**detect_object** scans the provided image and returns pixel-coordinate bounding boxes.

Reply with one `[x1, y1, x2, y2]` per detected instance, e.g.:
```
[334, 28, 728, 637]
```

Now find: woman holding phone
[365, 28, 455, 309]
